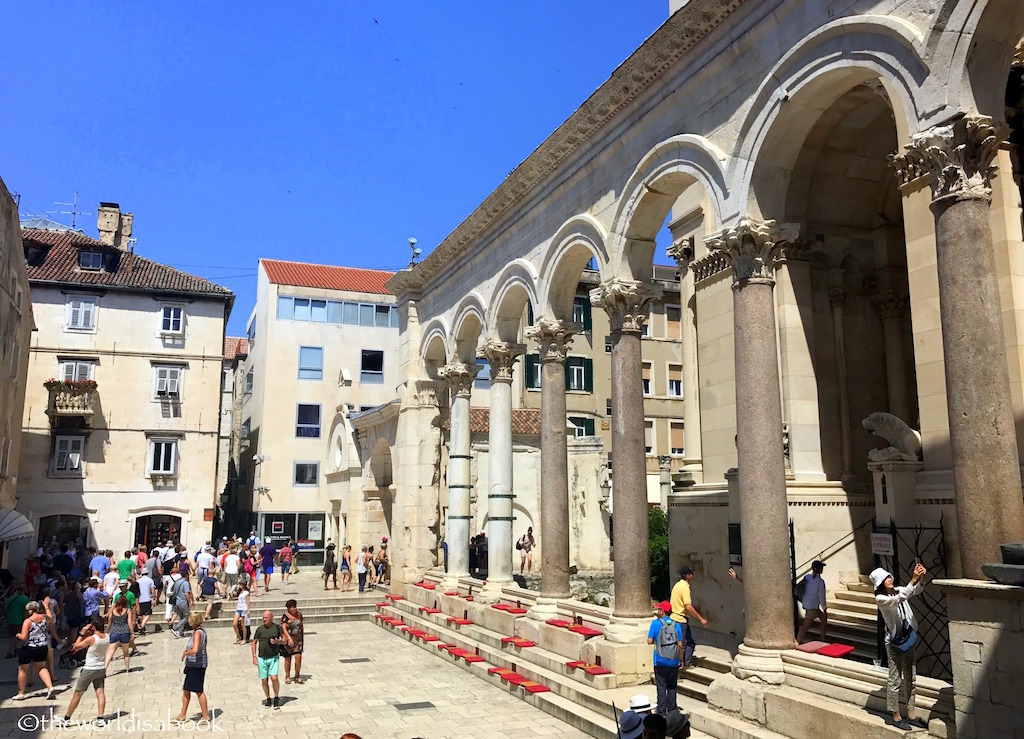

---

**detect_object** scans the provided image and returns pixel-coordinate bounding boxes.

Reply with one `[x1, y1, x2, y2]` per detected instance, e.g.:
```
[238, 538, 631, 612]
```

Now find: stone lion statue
[862, 412, 921, 462]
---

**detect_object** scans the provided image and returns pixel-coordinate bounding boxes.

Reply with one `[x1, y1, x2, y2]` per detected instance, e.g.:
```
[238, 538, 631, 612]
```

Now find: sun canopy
[0, 509, 34, 543]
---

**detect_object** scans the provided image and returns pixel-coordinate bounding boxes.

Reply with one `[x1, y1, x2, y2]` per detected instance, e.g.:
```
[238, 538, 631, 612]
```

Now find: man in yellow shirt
[669, 566, 706, 669]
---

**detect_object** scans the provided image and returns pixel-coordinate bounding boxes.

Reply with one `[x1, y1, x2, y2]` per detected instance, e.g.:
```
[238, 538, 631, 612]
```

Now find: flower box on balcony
[44, 379, 98, 422]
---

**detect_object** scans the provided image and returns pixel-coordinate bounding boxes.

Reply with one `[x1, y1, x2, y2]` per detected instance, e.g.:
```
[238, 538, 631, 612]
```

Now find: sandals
[285, 677, 291, 684]
[294, 676, 305, 684]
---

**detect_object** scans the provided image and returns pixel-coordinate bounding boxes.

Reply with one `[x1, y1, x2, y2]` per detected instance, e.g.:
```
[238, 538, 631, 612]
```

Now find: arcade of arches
[373, 0, 1024, 717]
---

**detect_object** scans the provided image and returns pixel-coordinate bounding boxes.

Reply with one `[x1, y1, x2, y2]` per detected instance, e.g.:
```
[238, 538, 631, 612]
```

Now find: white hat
[869, 568, 891, 589]
[628, 694, 653, 714]
[265, 537, 271, 543]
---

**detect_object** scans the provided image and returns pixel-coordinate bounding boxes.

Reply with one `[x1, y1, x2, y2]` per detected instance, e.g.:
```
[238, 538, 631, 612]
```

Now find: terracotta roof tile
[444, 407, 541, 436]
[261, 259, 395, 295]
[224, 336, 249, 360]
[21, 228, 233, 300]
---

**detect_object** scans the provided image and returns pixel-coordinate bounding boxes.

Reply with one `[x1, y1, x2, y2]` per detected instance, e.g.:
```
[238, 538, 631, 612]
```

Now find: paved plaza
[0, 575, 591, 739]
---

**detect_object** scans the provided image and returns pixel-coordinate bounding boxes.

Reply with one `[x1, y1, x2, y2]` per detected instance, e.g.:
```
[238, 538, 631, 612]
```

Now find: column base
[441, 574, 464, 592]
[526, 596, 561, 621]
[731, 643, 786, 685]
[603, 616, 650, 644]
[476, 579, 510, 604]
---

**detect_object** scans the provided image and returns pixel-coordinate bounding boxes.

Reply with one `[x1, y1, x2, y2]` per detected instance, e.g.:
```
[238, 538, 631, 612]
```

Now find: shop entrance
[134, 515, 182, 548]
[258, 512, 326, 566]
[37, 515, 90, 549]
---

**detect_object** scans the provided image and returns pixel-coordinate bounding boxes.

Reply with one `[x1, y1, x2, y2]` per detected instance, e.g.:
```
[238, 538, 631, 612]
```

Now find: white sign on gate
[871, 533, 895, 556]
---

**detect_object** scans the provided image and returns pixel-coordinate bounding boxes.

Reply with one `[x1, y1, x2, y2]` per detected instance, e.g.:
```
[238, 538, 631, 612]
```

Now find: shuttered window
[644, 421, 654, 455]
[154, 366, 183, 398]
[671, 422, 685, 456]
[53, 436, 84, 473]
[668, 364, 682, 397]
[642, 363, 652, 396]
[666, 305, 682, 339]
[66, 297, 97, 330]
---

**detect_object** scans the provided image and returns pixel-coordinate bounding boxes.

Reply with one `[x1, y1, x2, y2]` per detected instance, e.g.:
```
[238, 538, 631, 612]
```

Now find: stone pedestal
[707, 218, 799, 674]
[935, 578, 1024, 739]
[868, 460, 921, 527]
[592, 279, 661, 619]
[901, 114, 1024, 578]
[525, 318, 576, 602]
[438, 362, 478, 585]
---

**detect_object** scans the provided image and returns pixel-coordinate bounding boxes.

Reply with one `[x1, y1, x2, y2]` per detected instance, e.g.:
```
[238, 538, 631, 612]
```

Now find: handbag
[890, 603, 918, 653]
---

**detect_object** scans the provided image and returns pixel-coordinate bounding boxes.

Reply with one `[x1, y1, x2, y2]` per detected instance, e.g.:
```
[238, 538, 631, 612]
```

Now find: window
[526, 301, 534, 326]
[360, 350, 384, 384]
[605, 398, 612, 417]
[668, 364, 683, 397]
[568, 416, 596, 437]
[604, 337, 612, 354]
[565, 357, 594, 392]
[644, 420, 654, 455]
[154, 366, 183, 399]
[359, 405, 375, 412]
[328, 300, 344, 324]
[524, 354, 541, 389]
[277, 296, 294, 320]
[148, 438, 178, 476]
[666, 305, 682, 340]
[161, 305, 184, 335]
[53, 436, 84, 474]
[641, 306, 651, 337]
[276, 296, 399, 327]
[671, 421, 685, 456]
[293, 298, 311, 322]
[244, 369, 254, 395]
[642, 363, 652, 396]
[79, 251, 102, 271]
[375, 305, 391, 327]
[293, 462, 319, 486]
[296, 404, 321, 438]
[474, 359, 490, 390]
[298, 346, 324, 380]
[311, 299, 327, 322]
[66, 297, 97, 331]
[572, 295, 592, 330]
[247, 317, 256, 347]
[359, 304, 374, 326]
[241, 418, 250, 439]
[61, 360, 95, 382]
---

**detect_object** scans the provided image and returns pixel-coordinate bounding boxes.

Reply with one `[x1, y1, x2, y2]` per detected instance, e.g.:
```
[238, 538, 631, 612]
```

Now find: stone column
[899, 113, 1024, 578]
[437, 361, 478, 584]
[870, 291, 911, 423]
[479, 339, 523, 601]
[658, 455, 673, 512]
[829, 286, 854, 481]
[523, 318, 575, 619]
[706, 218, 798, 683]
[667, 238, 703, 481]
[591, 278, 661, 639]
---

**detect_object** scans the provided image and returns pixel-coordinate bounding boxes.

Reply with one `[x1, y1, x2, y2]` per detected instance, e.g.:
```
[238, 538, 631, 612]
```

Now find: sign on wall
[307, 520, 323, 540]
[272, 520, 285, 534]
[871, 533, 895, 556]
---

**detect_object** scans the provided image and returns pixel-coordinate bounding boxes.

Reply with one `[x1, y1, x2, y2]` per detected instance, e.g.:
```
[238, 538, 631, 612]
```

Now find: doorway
[134, 515, 182, 548]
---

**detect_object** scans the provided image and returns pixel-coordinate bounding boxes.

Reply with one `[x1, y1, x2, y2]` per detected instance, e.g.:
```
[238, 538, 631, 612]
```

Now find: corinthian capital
[589, 278, 662, 335]
[525, 317, 576, 364]
[704, 218, 799, 285]
[437, 362, 479, 398]
[480, 339, 525, 382]
[666, 236, 695, 272]
[870, 290, 908, 320]
[902, 113, 1008, 204]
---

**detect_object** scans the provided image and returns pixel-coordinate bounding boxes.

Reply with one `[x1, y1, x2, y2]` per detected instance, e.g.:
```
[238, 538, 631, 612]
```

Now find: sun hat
[665, 709, 690, 738]
[265, 537, 271, 543]
[118, 579, 128, 586]
[617, 710, 644, 739]
[657, 600, 672, 614]
[869, 567, 891, 589]
[629, 694, 653, 714]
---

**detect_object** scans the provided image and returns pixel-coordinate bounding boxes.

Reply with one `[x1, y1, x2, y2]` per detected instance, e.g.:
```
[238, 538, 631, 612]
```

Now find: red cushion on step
[565, 660, 587, 669]
[504, 673, 528, 685]
[796, 640, 829, 653]
[501, 636, 516, 643]
[419, 583, 436, 590]
[454, 618, 473, 625]
[583, 665, 612, 675]
[505, 607, 527, 615]
[488, 666, 510, 675]
[447, 648, 468, 657]
[816, 643, 855, 658]
[493, 604, 510, 611]
[521, 681, 550, 693]
[463, 596, 474, 602]
[423, 635, 440, 642]
[445, 616, 457, 622]
[511, 639, 536, 648]
[376, 602, 390, 607]
[547, 619, 572, 628]
[385, 594, 403, 601]
[567, 625, 602, 637]
[464, 654, 485, 663]
[438, 643, 454, 650]
[424, 608, 441, 614]
[444, 591, 460, 596]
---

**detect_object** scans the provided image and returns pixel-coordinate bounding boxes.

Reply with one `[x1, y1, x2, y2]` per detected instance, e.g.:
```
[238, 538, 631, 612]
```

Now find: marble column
[829, 286, 854, 481]
[591, 278, 661, 637]
[524, 318, 575, 618]
[437, 361, 478, 584]
[479, 339, 524, 601]
[898, 113, 1024, 578]
[870, 290, 911, 423]
[667, 238, 703, 481]
[706, 217, 798, 683]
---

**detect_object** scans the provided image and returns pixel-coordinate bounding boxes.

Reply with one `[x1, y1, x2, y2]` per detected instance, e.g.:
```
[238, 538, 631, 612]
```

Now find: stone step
[185, 594, 379, 609]
[157, 612, 371, 630]
[824, 606, 877, 628]
[187, 603, 377, 619]
[829, 593, 877, 613]
[845, 581, 875, 594]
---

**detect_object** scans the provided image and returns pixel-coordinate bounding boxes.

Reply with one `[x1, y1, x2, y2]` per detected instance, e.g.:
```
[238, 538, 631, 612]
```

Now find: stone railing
[47, 387, 97, 418]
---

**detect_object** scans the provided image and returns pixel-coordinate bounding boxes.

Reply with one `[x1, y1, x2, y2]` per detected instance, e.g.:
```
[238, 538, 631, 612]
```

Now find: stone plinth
[935, 578, 1024, 739]
[867, 460, 922, 526]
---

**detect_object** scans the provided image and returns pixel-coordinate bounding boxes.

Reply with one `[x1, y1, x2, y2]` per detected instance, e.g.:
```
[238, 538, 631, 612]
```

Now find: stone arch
[538, 214, 608, 321]
[369, 437, 393, 489]
[452, 292, 487, 364]
[420, 319, 450, 376]
[608, 134, 728, 280]
[488, 260, 539, 342]
[734, 16, 928, 220]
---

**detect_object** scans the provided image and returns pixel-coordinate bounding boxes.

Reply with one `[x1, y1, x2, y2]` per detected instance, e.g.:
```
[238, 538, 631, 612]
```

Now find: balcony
[44, 380, 98, 428]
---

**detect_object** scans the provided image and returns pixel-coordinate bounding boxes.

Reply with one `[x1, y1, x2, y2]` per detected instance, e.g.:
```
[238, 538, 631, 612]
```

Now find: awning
[0, 509, 35, 543]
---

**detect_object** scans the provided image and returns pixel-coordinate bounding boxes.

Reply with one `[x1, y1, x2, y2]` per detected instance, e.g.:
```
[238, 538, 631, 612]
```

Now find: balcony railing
[44, 380, 97, 424]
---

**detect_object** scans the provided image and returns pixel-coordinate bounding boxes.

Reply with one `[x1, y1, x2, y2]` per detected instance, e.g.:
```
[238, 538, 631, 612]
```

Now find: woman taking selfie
[871, 563, 929, 731]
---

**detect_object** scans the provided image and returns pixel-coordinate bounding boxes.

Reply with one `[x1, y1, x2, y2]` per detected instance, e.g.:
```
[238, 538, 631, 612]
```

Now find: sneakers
[888, 718, 912, 730]
[272, 697, 280, 710]
[263, 698, 272, 708]
[909, 718, 928, 730]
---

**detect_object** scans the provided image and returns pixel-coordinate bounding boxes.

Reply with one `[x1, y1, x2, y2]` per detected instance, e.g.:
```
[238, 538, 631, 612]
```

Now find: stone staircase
[824, 577, 879, 663]
[185, 592, 379, 628]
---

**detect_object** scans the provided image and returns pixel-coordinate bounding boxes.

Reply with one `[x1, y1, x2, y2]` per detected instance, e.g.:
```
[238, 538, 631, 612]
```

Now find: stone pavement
[0, 573, 592, 738]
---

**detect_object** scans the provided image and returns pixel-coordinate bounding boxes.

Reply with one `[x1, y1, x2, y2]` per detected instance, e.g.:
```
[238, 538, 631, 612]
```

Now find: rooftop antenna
[48, 191, 91, 229]
[408, 237, 422, 268]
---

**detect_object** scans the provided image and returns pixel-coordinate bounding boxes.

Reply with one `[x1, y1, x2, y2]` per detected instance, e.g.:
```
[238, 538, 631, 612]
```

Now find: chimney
[96, 202, 134, 249]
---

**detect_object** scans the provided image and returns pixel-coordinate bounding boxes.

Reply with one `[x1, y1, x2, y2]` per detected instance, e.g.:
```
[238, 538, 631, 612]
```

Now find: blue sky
[1, 3, 668, 334]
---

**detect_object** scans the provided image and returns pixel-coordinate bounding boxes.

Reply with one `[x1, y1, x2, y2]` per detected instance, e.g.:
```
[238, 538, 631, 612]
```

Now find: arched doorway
[134, 515, 182, 548]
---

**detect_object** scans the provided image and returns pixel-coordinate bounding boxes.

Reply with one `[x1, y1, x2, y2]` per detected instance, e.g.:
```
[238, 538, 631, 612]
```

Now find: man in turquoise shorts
[252, 610, 291, 709]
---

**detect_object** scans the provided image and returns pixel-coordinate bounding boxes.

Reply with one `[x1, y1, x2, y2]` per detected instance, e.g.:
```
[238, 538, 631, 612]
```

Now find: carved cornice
[871, 290, 909, 320]
[590, 278, 662, 335]
[480, 339, 525, 382]
[524, 317, 577, 364]
[666, 236, 696, 273]
[437, 362, 479, 398]
[704, 218, 799, 285]
[386, 0, 750, 298]
[690, 251, 730, 283]
[899, 113, 1009, 205]
[778, 238, 816, 264]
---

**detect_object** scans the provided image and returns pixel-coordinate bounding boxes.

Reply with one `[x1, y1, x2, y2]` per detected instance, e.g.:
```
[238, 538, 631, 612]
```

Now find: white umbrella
[0, 509, 35, 543]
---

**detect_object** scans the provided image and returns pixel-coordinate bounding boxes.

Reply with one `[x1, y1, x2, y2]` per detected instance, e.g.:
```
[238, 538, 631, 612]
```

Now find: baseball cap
[680, 566, 695, 577]
[657, 600, 672, 614]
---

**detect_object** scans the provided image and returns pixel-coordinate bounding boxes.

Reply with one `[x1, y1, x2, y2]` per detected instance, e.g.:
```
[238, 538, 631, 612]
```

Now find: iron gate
[873, 518, 951, 681]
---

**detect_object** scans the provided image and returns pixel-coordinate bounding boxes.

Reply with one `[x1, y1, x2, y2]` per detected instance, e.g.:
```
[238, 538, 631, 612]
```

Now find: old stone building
[376, 1, 1024, 736]
[13, 204, 233, 566]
